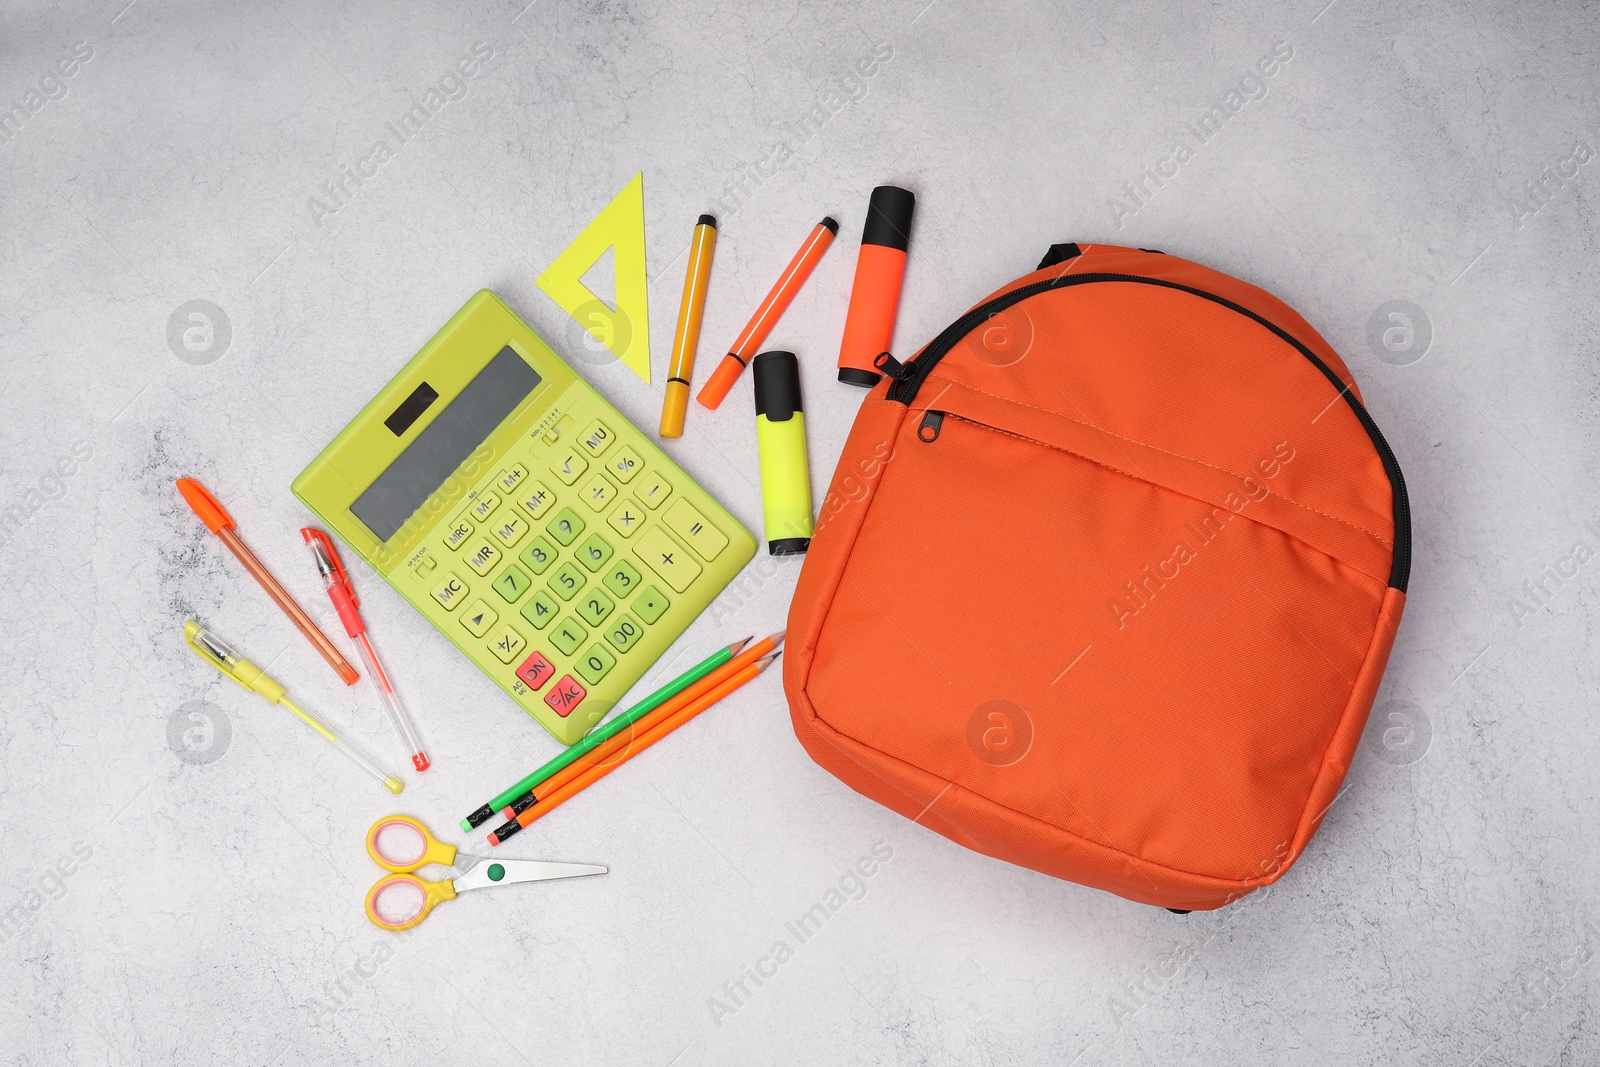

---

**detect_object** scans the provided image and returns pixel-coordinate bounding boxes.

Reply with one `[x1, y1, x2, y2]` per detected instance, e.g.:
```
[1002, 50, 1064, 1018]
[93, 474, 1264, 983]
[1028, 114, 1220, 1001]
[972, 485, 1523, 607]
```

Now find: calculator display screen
[351, 346, 541, 541]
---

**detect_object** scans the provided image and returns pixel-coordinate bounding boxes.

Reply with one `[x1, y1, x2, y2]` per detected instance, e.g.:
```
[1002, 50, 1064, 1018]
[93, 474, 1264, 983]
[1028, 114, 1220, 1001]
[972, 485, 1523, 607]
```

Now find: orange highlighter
[837, 186, 915, 386]
[696, 216, 837, 410]
[176, 477, 359, 685]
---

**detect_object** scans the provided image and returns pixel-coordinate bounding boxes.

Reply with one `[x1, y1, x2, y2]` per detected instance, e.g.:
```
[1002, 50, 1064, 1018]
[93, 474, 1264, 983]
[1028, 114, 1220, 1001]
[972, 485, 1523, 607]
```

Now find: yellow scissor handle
[365, 814, 458, 874]
[365, 872, 457, 931]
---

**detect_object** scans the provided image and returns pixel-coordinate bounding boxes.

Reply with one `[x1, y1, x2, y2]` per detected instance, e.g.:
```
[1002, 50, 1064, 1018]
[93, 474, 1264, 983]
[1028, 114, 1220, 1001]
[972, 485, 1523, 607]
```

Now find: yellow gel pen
[184, 620, 403, 794]
[752, 350, 813, 555]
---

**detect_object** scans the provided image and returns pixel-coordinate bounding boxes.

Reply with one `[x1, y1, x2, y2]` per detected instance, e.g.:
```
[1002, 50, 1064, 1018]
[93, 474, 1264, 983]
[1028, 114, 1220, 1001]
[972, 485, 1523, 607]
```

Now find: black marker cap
[861, 186, 915, 251]
[753, 351, 802, 422]
[697, 214, 717, 228]
[768, 537, 810, 555]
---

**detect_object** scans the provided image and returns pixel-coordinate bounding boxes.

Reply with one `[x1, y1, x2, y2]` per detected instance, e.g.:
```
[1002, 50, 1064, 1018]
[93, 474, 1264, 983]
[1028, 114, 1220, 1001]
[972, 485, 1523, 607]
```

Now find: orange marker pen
[696, 216, 837, 410]
[837, 186, 915, 386]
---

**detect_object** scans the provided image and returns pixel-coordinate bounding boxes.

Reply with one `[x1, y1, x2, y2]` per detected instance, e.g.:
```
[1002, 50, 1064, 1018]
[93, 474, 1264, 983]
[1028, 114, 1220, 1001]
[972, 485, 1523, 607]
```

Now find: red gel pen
[302, 529, 430, 772]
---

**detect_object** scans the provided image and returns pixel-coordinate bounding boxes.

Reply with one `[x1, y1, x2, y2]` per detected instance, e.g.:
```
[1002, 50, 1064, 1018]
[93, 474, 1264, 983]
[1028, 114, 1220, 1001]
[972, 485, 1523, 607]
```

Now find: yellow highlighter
[660, 214, 717, 438]
[752, 350, 813, 555]
[183, 620, 403, 794]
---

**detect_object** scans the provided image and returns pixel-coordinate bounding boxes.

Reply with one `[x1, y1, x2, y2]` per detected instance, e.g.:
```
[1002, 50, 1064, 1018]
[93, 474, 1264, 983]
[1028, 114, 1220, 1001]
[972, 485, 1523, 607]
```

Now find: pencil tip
[756, 651, 782, 669]
[729, 635, 754, 654]
[767, 630, 786, 648]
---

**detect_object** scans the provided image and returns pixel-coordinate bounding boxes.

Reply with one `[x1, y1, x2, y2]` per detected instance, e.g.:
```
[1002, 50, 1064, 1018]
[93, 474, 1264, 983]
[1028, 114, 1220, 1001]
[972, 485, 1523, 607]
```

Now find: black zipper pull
[917, 410, 944, 442]
[873, 351, 914, 385]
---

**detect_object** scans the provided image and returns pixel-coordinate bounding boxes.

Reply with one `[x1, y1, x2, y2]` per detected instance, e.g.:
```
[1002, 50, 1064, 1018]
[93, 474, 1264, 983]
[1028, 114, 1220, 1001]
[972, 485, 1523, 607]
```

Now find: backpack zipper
[885, 272, 1412, 593]
[917, 410, 944, 442]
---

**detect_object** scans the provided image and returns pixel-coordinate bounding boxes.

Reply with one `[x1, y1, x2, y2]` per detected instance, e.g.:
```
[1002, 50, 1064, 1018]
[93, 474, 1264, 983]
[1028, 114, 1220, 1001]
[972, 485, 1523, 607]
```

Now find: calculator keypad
[420, 395, 741, 740]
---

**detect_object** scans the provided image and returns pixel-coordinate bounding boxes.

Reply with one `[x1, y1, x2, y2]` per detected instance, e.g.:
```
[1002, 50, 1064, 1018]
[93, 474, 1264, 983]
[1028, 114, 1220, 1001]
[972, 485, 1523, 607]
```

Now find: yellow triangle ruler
[536, 172, 652, 383]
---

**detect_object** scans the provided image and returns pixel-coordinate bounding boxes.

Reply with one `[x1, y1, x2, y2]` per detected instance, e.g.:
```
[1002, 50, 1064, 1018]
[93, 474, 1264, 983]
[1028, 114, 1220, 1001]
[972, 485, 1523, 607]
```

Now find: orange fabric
[785, 244, 1408, 910]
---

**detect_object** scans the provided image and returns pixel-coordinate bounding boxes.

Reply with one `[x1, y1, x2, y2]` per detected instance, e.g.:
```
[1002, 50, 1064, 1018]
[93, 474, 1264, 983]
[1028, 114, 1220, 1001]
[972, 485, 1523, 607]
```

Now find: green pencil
[459, 635, 752, 831]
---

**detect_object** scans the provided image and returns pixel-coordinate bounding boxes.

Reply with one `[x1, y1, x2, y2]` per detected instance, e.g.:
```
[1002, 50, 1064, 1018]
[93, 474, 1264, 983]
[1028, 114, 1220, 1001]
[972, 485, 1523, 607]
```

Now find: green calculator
[292, 290, 756, 745]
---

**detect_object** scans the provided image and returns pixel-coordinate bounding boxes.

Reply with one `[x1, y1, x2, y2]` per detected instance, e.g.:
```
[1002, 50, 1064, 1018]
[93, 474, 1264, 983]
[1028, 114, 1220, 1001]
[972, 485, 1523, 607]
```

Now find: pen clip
[301, 528, 357, 608]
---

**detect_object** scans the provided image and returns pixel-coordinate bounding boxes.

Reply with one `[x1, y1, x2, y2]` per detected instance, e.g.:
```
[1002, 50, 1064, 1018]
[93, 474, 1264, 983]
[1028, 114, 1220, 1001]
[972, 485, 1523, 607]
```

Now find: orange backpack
[784, 243, 1409, 911]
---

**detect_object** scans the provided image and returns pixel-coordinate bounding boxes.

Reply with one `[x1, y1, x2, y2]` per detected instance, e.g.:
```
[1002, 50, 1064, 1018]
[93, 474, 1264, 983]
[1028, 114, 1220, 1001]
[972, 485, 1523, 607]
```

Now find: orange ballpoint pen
[176, 477, 359, 685]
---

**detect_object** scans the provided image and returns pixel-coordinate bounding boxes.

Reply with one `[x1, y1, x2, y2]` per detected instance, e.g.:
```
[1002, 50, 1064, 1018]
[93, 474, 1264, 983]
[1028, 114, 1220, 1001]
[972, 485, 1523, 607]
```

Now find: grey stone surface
[1, 0, 1596, 1064]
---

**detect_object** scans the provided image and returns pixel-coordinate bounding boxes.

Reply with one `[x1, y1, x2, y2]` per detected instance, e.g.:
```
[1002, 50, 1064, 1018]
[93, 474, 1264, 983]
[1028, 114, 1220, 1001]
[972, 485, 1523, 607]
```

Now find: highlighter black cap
[753, 351, 802, 422]
[861, 186, 915, 251]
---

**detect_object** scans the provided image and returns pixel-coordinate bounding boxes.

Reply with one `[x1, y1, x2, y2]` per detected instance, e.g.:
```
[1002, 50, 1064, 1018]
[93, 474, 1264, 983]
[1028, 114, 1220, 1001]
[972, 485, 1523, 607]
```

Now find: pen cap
[301, 528, 358, 608]
[860, 186, 915, 251]
[753, 351, 803, 421]
[176, 477, 234, 533]
[183, 620, 287, 703]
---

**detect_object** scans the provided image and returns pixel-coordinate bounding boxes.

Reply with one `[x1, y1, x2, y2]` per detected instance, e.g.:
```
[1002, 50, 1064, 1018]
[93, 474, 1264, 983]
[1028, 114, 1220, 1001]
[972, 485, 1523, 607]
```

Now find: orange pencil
[489, 654, 776, 841]
[502, 632, 781, 814]
[696, 217, 837, 410]
[488, 632, 785, 844]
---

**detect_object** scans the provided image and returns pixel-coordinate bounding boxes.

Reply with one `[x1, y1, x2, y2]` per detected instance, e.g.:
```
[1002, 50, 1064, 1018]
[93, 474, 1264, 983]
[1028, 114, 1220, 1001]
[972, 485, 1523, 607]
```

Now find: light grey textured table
[2, 1, 1596, 1064]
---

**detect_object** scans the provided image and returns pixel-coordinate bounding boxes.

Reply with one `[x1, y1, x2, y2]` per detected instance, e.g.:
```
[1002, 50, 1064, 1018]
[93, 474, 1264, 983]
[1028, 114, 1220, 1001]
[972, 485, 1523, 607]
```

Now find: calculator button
[519, 590, 560, 630]
[443, 519, 475, 550]
[603, 613, 644, 654]
[576, 589, 614, 626]
[544, 674, 587, 717]
[492, 564, 531, 603]
[633, 527, 702, 593]
[632, 471, 672, 510]
[574, 644, 616, 686]
[549, 618, 588, 657]
[519, 481, 556, 520]
[604, 446, 643, 484]
[460, 600, 498, 637]
[541, 415, 572, 445]
[463, 538, 502, 576]
[606, 503, 644, 539]
[546, 508, 585, 546]
[430, 573, 468, 610]
[546, 562, 586, 601]
[519, 536, 559, 575]
[490, 512, 528, 548]
[576, 534, 614, 572]
[579, 474, 616, 512]
[603, 561, 643, 598]
[469, 493, 500, 523]
[633, 586, 670, 624]
[662, 499, 729, 561]
[578, 419, 615, 457]
[489, 625, 526, 664]
[412, 556, 437, 582]
[550, 448, 588, 485]
[496, 464, 528, 494]
[515, 650, 556, 691]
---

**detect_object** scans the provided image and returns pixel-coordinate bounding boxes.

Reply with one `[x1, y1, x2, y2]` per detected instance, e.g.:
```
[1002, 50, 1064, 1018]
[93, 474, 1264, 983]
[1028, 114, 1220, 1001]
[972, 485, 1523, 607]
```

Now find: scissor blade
[455, 859, 607, 893]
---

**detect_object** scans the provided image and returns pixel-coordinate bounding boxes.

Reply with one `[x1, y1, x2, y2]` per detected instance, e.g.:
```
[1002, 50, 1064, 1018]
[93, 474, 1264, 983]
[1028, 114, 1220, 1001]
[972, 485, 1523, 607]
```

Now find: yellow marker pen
[184, 620, 403, 794]
[660, 214, 717, 438]
[752, 351, 813, 555]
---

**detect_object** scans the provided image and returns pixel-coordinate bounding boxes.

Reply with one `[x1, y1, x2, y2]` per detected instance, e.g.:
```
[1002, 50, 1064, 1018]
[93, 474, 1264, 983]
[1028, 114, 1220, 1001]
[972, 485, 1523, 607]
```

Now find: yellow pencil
[659, 215, 717, 438]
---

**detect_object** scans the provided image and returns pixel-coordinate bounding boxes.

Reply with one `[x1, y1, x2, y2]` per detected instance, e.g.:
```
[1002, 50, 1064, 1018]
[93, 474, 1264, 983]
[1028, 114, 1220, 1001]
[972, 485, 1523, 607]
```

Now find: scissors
[364, 814, 606, 931]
